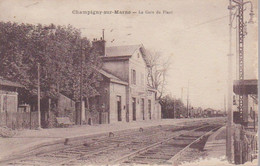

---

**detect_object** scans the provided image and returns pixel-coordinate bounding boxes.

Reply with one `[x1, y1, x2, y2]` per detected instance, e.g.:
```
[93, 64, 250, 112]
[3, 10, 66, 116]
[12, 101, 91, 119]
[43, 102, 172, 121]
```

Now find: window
[131, 69, 136, 85]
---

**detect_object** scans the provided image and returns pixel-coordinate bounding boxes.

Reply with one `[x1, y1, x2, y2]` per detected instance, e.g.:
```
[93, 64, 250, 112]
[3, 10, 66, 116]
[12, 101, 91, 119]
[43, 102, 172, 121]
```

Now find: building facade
[92, 41, 161, 123]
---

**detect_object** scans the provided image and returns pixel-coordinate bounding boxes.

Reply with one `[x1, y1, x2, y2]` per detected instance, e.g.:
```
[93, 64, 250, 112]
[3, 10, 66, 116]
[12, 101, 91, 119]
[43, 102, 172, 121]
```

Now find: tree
[160, 95, 186, 118]
[0, 21, 102, 106]
[145, 50, 172, 100]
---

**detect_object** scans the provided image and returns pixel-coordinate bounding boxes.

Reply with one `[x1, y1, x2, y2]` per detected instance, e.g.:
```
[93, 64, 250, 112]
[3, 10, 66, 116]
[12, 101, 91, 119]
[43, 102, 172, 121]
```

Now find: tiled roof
[0, 77, 24, 88]
[104, 44, 150, 67]
[99, 69, 128, 86]
[106, 44, 142, 57]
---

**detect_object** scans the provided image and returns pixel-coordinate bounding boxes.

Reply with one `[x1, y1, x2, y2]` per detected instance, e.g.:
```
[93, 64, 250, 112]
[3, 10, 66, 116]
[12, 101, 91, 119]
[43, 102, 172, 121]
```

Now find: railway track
[3, 121, 223, 166]
[110, 125, 221, 165]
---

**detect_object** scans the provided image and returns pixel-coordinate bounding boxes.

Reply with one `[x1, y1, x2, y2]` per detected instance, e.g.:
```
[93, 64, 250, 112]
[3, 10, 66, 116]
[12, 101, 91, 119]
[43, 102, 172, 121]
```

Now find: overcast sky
[0, 0, 258, 110]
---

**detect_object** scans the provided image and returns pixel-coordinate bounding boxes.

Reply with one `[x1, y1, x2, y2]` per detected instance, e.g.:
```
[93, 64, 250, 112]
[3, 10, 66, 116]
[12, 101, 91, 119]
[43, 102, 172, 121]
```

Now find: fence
[0, 112, 39, 129]
[234, 129, 258, 164]
[85, 111, 109, 125]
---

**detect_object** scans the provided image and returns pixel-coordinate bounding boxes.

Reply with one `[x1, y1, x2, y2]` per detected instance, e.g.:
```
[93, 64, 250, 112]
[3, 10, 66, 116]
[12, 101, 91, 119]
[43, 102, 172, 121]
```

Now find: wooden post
[30, 110, 32, 129]
[48, 98, 51, 121]
[37, 63, 41, 129]
[253, 111, 255, 131]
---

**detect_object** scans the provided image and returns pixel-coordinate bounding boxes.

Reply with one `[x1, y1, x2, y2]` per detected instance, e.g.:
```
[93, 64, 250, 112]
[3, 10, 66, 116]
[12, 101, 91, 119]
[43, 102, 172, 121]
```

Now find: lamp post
[227, 0, 254, 162]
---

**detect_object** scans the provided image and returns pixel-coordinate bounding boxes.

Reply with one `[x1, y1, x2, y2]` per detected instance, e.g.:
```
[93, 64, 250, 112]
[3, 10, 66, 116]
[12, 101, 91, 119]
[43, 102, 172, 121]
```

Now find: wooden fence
[85, 111, 108, 125]
[234, 129, 258, 164]
[0, 112, 39, 129]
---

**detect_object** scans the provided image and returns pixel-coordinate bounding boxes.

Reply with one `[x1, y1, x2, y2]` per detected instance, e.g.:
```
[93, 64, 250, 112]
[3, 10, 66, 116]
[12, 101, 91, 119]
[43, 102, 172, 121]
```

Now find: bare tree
[146, 50, 172, 100]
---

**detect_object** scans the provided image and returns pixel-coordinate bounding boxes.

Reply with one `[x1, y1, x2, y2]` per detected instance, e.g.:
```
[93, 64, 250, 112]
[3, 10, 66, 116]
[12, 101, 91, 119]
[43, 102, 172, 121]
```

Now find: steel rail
[108, 125, 220, 165]
[1, 125, 169, 164]
[4, 124, 191, 165]
[168, 125, 222, 166]
[49, 124, 203, 165]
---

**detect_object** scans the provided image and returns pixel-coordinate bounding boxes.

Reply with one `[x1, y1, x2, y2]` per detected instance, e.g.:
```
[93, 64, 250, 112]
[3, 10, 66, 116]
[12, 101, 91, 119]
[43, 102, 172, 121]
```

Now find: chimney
[92, 37, 106, 56]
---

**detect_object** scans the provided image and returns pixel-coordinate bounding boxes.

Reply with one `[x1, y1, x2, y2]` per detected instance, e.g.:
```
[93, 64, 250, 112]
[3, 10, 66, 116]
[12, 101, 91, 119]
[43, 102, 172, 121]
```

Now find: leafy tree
[0, 21, 102, 105]
[160, 95, 186, 118]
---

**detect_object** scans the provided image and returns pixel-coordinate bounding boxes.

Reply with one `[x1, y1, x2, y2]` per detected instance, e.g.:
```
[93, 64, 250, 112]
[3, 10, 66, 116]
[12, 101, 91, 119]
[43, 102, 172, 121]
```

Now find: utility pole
[227, 0, 234, 162]
[237, 0, 245, 123]
[79, 40, 83, 125]
[224, 95, 227, 115]
[173, 95, 176, 118]
[37, 62, 41, 129]
[181, 88, 183, 103]
[102, 29, 105, 40]
[187, 81, 189, 118]
[226, 0, 254, 162]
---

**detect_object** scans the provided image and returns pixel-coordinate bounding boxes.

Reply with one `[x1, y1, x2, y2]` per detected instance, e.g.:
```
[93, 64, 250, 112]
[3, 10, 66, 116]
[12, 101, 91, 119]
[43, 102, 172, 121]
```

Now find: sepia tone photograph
[0, 0, 258, 165]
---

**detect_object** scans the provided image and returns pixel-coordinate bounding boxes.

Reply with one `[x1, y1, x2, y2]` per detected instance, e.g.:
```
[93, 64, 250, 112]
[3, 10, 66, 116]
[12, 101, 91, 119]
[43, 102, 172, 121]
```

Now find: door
[117, 96, 122, 121]
[141, 98, 145, 120]
[132, 98, 136, 121]
[148, 100, 151, 120]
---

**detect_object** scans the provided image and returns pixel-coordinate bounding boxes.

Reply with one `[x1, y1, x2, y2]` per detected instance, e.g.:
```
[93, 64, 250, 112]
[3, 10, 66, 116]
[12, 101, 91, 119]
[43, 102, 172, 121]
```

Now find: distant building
[0, 77, 38, 129]
[0, 77, 23, 114]
[91, 39, 161, 123]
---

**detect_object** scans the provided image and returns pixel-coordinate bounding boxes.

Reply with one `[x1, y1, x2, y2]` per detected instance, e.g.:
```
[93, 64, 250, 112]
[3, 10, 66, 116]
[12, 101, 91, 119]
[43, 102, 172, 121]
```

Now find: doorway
[148, 99, 151, 120]
[117, 96, 122, 121]
[132, 97, 136, 121]
[141, 98, 145, 120]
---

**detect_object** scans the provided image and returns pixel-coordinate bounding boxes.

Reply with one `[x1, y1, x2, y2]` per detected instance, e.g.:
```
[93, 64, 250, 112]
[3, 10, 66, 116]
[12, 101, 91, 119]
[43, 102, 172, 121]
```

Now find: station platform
[0, 118, 218, 162]
[191, 126, 259, 166]
[204, 126, 226, 159]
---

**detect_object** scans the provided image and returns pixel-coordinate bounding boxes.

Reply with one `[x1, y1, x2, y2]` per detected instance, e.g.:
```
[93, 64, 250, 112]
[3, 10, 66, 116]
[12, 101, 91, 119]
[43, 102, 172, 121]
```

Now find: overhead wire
[186, 15, 229, 30]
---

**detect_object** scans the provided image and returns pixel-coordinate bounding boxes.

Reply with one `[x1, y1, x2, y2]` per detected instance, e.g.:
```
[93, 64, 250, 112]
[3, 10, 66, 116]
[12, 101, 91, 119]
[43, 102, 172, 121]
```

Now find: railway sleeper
[19, 158, 54, 163]
[8, 161, 42, 166]
[129, 157, 166, 164]
[123, 160, 149, 164]
[39, 154, 71, 159]
[138, 154, 172, 160]
[60, 150, 88, 154]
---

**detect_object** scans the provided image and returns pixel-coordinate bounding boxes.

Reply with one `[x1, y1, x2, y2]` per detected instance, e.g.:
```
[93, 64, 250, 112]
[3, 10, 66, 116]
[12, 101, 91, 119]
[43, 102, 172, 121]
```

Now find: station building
[90, 39, 161, 123]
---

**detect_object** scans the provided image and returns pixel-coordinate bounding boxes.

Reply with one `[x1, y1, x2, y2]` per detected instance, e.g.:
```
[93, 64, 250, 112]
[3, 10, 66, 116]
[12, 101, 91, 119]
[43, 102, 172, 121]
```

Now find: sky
[0, 0, 258, 110]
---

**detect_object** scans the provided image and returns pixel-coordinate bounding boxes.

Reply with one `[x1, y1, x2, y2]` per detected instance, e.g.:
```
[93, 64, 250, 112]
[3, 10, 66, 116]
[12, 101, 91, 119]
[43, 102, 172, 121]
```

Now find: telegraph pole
[181, 88, 183, 103]
[37, 62, 41, 129]
[187, 81, 189, 118]
[224, 95, 227, 115]
[102, 29, 105, 40]
[80, 40, 83, 125]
